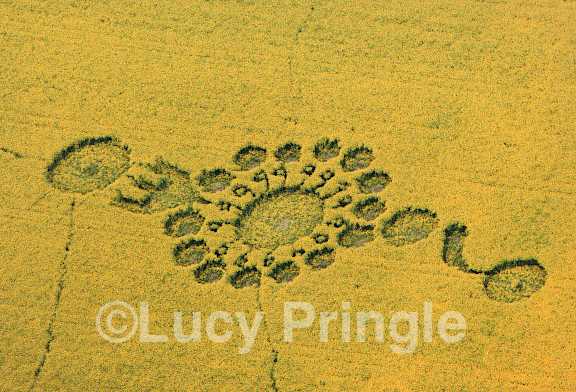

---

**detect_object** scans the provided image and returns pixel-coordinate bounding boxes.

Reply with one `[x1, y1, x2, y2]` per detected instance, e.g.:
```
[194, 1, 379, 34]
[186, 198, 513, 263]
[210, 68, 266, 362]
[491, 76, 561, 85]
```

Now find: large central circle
[236, 191, 324, 249]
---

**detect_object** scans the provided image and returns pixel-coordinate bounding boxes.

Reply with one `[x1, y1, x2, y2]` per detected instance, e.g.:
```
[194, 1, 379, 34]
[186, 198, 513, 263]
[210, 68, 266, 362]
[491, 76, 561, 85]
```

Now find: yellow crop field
[1, 0, 575, 391]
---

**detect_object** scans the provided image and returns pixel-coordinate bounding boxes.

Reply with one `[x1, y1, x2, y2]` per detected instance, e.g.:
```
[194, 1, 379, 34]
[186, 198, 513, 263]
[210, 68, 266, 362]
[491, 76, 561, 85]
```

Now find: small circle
[269, 260, 300, 283]
[235, 253, 248, 266]
[332, 217, 346, 228]
[194, 259, 226, 284]
[340, 146, 374, 172]
[46, 136, 131, 194]
[356, 170, 391, 193]
[229, 266, 261, 288]
[263, 253, 275, 267]
[275, 142, 302, 163]
[215, 245, 229, 257]
[233, 184, 250, 197]
[164, 208, 204, 237]
[337, 223, 375, 248]
[253, 170, 267, 182]
[313, 138, 341, 162]
[233, 145, 267, 170]
[208, 221, 224, 232]
[320, 169, 335, 181]
[305, 247, 336, 269]
[173, 239, 209, 266]
[380, 208, 438, 246]
[273, 168, 287, 177]
[291, 248, 305, 257]
[313, 233, 329, 244]
[302, 164, 316, 176]
[196, 168, 234, 193]
[484, 260, 547, 303]
[353, 196, 386, 221]
[217, 201, 233, 211]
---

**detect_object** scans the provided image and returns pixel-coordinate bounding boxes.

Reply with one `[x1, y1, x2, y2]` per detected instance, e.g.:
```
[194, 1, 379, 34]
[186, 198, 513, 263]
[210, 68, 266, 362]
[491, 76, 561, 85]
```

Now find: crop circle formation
[51, 134, 547, 302]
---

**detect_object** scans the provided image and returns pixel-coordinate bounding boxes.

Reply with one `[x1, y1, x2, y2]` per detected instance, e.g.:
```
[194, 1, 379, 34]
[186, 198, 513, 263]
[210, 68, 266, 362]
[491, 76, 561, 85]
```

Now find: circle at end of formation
[46, 136, 131, 194]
